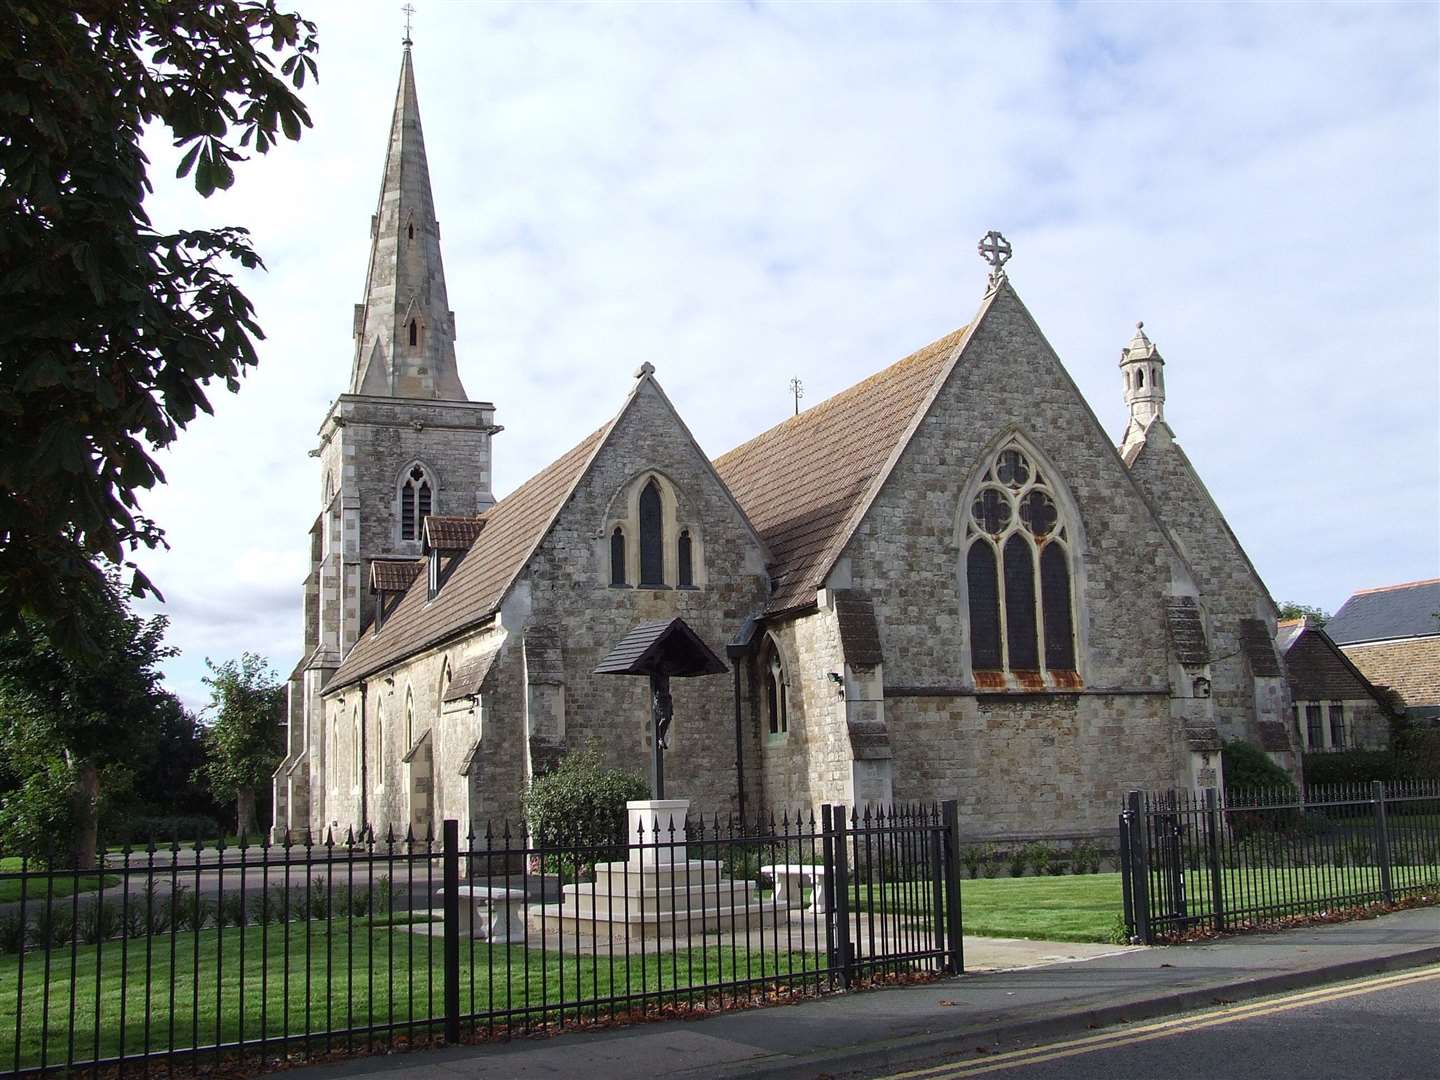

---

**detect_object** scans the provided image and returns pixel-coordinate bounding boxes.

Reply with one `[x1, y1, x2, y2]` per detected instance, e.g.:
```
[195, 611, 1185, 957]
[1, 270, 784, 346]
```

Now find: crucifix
[789, 376, 804, 416]
[977, 229, 1012, 285]
[402, 3, 416, 45]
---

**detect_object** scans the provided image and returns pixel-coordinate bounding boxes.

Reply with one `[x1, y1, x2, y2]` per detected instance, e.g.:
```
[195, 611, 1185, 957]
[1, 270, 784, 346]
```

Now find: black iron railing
[0, 802, 961, 1076]
[1119, 780, 1440, 943]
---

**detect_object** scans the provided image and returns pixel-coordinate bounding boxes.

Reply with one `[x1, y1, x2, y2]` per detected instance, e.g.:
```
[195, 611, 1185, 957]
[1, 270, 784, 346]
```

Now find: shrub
[524, 744, 650, 878]
[1006, 848, 1027, 877]
[30, 906, 74, 947]
[0, 911, 25, 953]
[961, 846, 984, 879]
[1223, 740, 1298, 797]
[77, 899, 121, 944]
[1023, 842, 1054, 877]
[1071, 841, 1101, 874]
[1302, 750, 1408, 789]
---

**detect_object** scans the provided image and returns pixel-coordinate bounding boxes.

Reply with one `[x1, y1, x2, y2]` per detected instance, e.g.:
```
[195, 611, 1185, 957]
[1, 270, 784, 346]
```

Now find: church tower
[273, 38, 499, 840]
[1119, 321, 1164, 459]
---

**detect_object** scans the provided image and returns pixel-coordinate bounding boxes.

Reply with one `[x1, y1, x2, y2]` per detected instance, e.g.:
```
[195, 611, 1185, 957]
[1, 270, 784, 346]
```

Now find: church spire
[349, 41, 466, 400]
[1119, 321, 1165, 456]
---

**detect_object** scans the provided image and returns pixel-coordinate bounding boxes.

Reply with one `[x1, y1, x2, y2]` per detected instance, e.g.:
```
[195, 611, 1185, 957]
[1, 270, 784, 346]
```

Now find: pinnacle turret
[349, 44, 466, 400]
[1119, 321, 1165, 457]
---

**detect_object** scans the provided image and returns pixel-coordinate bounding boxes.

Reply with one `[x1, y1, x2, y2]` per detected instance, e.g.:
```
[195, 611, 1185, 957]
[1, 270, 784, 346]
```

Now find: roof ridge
[1353, 578, 1440, 596]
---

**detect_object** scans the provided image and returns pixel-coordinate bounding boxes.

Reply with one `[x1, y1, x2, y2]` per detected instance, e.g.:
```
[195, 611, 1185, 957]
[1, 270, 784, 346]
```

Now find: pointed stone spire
[1119, 321, 1165, 457]
[349, 42, 466, 400]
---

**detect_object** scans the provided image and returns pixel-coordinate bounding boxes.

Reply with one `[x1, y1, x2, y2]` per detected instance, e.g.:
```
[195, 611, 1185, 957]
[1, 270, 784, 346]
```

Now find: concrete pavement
[283, 905, 1440, 1080]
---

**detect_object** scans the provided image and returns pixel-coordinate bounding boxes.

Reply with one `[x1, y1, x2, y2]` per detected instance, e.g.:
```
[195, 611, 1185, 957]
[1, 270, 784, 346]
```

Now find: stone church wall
[821, 286, 1188, 833]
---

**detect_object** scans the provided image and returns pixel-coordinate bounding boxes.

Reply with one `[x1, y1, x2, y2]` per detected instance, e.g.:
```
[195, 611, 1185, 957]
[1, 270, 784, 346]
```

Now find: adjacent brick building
[1276, 618, 1392, 752]
[1327, 579, 1440, 725]
[271, 46, 1298, 843]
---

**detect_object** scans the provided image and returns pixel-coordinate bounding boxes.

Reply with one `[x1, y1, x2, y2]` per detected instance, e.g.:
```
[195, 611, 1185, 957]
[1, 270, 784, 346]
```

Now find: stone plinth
[626, 799, 690, 867]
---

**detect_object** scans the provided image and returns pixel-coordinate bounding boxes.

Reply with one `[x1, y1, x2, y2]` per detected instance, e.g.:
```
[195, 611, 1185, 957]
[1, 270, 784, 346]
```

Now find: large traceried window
[964, 443, 1078, 678]
[605, 472, 703, 589]
[400, 464, 433, 541]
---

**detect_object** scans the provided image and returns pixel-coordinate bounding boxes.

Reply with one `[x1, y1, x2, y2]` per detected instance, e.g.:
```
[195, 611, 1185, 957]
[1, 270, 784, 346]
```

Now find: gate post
[1204, 787, 1226, 932]
[1372, 781, 1394, 903]
[1126, 790, 1153, 945]
[442, 819, 461, 1043]
[832, 805, 853, 988]
[821, 804, 838, 982]
[942, 800, 964, 974]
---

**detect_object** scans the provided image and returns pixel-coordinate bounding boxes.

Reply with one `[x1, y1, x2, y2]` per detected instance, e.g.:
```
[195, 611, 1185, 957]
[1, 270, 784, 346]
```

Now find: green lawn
[0, 918, 817, 1071]
[0, 860, 119, 904]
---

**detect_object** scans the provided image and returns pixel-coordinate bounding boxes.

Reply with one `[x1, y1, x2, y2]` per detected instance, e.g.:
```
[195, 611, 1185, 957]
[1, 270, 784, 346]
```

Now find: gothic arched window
[964, 443, 1078, 678]
[400, 464, 433, 541]
[408, 319, 418, 347]
[638, 479, 664, 586]
[404, 687, 415, 751]
[352, 707, 361, 789]
[610, 526, 627, 586]
[677, 529, 694, 588]
[764, 641, 789, 739]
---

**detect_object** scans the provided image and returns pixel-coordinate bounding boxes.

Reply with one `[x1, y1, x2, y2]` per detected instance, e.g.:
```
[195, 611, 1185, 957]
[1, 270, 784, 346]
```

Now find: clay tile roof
[423, 515, 485, 552]
[1280, 625, 1388, 705]
[715, 325, 970, 615]
[330, 424, 608, 688]
[1239, 618, 1282, 678]
[443, 644, 502, 702]
[370, 559, 423, 594]
[1327, 579, 1440, 645]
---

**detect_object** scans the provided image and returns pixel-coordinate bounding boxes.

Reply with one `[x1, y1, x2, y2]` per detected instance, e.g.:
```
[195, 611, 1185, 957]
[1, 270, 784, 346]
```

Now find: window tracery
[603, 473, 703, 589]
[399, 464, 433, 542]
[963, 442, 1079, 679]
[763, 637, 789, 740]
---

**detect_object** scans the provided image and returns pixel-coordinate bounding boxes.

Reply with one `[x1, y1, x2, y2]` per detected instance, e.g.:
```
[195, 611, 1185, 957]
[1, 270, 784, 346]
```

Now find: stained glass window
[639, 479, 664, 586]
[965, 441, 1078, 680]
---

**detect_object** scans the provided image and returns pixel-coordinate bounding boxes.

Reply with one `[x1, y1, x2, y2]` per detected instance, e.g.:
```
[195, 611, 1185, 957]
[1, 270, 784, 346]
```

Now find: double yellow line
[877, 965, 1440, 1078]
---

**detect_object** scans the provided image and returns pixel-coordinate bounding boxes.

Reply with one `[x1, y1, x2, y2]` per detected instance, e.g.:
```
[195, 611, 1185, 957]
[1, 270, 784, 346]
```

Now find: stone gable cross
[978, 229, 1012, 286]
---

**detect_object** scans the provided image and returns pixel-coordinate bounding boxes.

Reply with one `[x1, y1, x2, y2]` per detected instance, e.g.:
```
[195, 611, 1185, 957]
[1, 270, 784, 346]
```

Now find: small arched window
[408, 319, 418, 347]
[376, 699, 386, 773]
[964, 443, 1079, 678]
[765, 645, 789, 739]
[404, 687, 415, 751]
[439, 657, 452, 707]
[352, 707, 361, 788]
[407, 222, 414, 240]
[400, 465, 433, 541]
[1136, 368, 1145, 389]
[638, 479, 664, 586]
[610, 526, 627, 586]
[677, 529, 694, 588]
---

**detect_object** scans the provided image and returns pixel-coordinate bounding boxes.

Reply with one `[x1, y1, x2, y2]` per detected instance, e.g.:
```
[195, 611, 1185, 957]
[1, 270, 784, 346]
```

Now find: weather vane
[789, 376, 804, 416]
[977, 230, 1012, 287]
[402, 3, 416, 46]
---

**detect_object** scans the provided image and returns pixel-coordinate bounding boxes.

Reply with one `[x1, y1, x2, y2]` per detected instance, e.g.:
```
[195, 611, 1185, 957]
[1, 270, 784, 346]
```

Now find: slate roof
[1238, 618, 1282, 678]
[593, 617, 728, 677]
[423, 515, 485, 552]
[370, 559, 423, 594]
[1278, 621, 1387, 705]
[331, 425, 608, 686]
[1326, 579, 1440, 645]
[715, 324, 972, 615]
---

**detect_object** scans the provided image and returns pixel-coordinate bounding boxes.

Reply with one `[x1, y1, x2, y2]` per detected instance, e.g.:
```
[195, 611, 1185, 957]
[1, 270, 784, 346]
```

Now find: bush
[1223, 740, 1297, 797]
[961, 845, 984, 879]
[1071, 841, 1102, 874]
[0, 911, 24, 953]
[1023, 842, 1055, 877]
[524, 744, 650, 878]
[1006, 848, 1027, 877]
[1302, 750, 1408, 789]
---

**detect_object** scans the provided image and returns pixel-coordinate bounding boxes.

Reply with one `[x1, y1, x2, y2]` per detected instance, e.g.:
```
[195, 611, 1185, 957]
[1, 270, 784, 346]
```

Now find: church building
[271, 43, 1299, 844]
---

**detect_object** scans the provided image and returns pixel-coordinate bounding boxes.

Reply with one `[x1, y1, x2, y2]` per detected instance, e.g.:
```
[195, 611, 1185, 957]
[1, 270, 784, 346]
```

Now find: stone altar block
[627, 799, 690, 867]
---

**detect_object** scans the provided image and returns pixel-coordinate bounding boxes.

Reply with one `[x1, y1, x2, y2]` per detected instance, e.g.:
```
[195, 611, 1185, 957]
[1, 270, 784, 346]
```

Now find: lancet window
[764, 638, 789, 739]
[963, 443, 1078, 678]
[605, 473, 703, 589]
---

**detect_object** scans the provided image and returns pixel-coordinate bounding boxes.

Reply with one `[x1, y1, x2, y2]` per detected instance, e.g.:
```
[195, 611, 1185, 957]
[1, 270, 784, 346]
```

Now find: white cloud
[133, 0, 1438, 705]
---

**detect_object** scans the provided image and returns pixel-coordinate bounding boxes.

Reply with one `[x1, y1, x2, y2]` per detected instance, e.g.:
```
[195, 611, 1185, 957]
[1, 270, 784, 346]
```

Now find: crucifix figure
[402, 3, 416, 45]
[977, 229, 1012, 285]
[651, 673, 673, 797]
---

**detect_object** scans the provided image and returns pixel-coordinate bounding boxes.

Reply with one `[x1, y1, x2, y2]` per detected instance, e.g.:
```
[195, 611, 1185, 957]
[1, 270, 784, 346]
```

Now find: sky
[133, 1, 1440, 713]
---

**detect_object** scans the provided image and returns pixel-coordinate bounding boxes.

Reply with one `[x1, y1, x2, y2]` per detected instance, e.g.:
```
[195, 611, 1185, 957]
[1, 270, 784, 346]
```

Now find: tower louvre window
[400, 464, 433, 541]
[963, 443, 1080, 681]
[639, 479, 664, 586]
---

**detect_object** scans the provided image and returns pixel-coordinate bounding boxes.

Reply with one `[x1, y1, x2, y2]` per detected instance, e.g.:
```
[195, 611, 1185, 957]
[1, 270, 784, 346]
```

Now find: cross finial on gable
[402, 3, 416, 46]
[977, 229, 1012, 287]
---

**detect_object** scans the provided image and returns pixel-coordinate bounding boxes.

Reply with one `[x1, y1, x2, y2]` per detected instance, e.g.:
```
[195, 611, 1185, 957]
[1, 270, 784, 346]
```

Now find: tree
[1277, 602, 1330, 626]
[0, 569, 175, 866]
[196, 653, 284, 838]
[0, 1, 318, 654]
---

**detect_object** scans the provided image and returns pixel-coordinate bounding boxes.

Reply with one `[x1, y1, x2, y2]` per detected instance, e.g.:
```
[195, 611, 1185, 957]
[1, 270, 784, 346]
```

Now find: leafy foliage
[0, 568, 176, 865]
[0, 1, 318, 652]
[196, 653, 285, 836]
[1222, 739, 1298, 796]
[524, 744, 649, 876]
[1277, 602, 1330, 626]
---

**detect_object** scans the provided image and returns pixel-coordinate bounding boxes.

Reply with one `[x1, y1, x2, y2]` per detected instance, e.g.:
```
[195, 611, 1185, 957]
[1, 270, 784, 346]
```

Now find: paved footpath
[290, 907, 1439, 1080]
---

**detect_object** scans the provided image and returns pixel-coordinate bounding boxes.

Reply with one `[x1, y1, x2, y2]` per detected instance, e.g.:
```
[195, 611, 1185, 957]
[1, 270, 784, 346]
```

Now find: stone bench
[439, 885, 527, 942]
[759, 864, 829, 913]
